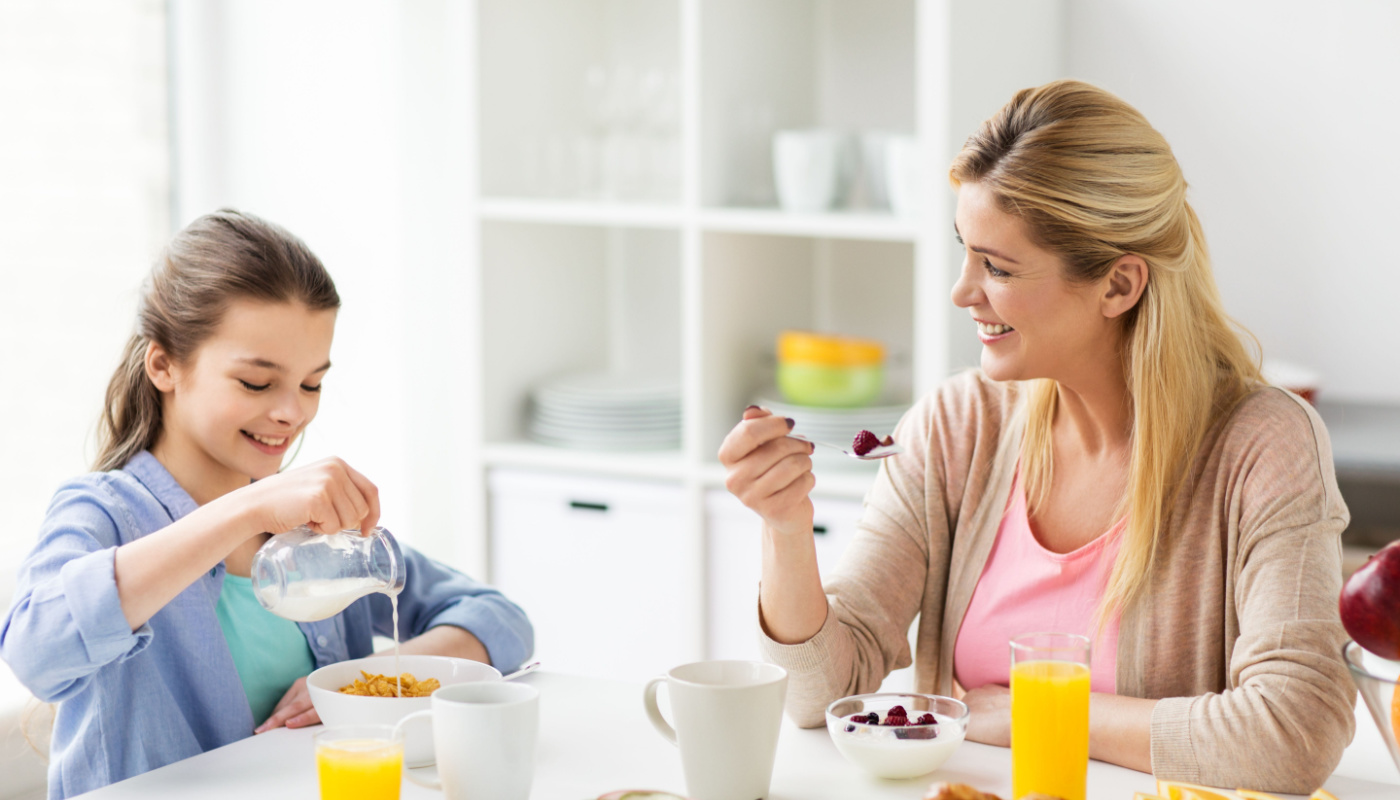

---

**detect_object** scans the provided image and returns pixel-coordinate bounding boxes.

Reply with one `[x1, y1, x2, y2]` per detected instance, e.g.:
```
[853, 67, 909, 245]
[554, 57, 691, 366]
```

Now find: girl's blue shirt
[0, 451, 534, 799]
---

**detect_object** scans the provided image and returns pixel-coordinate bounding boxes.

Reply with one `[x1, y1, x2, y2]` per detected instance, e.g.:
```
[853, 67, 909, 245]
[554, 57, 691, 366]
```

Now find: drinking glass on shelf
[1010, 633, 1092, 800]
[727, 100, 776, 207]
[885, 134, 922, 217]
[568, 62, 684, 202]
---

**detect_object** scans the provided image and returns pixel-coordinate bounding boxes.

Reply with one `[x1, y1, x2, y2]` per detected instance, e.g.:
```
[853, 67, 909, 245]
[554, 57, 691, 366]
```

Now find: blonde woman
[719, 80, 1354, 793]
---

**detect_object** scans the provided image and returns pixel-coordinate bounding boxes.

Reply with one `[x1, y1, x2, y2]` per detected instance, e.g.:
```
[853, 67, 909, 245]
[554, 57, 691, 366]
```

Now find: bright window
[0, 0, 170, 601]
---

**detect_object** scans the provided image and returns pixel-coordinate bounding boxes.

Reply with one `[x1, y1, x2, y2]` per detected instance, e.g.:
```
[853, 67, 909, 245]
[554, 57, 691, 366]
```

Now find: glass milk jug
[250, 526, 405, 622]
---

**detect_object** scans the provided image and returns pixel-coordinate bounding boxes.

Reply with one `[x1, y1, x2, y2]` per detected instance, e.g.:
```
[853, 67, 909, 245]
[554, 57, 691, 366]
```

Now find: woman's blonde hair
[949, 79, 1260, 618]
[95, 209, 340, 472]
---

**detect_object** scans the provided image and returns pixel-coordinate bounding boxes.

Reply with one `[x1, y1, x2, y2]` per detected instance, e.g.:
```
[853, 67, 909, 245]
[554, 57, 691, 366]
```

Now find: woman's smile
[975, 318, 1016, 342]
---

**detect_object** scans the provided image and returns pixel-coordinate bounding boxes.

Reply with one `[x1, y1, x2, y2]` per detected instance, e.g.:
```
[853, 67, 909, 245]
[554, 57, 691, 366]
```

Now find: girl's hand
[255, 677, 319, 733]
[961, 683, 1011, 747]
[237, 456, 381, 537]
[718, 406, 816, 538]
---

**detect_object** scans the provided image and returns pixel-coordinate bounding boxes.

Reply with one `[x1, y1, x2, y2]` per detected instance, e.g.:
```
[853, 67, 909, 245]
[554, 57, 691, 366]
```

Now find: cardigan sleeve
[759, 373, 988, 727]
[1149, 392, 1355, 793]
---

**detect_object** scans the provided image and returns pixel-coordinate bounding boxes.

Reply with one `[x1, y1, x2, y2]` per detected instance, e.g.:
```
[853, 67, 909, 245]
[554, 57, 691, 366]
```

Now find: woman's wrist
[759, 523, 827, 644]
[1087, 692, 1156, 773]
[760, 517, 815, 542]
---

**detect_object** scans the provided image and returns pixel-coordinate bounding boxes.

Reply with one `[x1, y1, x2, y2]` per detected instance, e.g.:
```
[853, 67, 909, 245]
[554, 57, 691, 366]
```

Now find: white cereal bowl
[307, 654, 501, 767]
[825, 692, 969, 780]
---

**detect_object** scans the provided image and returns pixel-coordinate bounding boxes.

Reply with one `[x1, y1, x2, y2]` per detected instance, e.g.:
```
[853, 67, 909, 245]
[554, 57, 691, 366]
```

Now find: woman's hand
[234, 456, 381, 537]
[718, 406, 816, 538]
[256, 677, 320, 733]
[721, 406, 827, 644]
[961, 684, 1011, 747]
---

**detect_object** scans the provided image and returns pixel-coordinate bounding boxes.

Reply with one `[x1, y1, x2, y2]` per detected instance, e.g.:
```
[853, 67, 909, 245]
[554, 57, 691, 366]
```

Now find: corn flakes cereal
[337, 670, 441, 698]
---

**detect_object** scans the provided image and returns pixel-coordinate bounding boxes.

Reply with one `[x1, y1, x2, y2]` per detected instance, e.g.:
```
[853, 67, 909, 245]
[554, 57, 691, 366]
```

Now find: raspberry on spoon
[852, 429, 880, 456]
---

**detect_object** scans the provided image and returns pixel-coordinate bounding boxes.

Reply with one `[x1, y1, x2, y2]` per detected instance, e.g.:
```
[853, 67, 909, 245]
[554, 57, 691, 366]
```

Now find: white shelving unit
[403, 0, 1065, 679]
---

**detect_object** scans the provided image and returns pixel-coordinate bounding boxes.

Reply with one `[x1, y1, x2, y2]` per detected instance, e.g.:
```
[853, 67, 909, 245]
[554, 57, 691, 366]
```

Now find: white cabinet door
[490, 469, 687, 682]
[705, 489, 866, 662]
[705, 487, 919, 691]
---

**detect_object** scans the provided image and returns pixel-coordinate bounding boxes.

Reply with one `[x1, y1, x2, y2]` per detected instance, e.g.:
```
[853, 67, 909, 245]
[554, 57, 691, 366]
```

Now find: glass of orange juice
[314, 723, 404, 800]
[1010, 633, 1092, 800]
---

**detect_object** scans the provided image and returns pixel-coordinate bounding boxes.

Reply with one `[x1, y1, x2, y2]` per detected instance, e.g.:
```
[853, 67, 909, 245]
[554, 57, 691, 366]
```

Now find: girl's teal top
[214, 573, 316, 724]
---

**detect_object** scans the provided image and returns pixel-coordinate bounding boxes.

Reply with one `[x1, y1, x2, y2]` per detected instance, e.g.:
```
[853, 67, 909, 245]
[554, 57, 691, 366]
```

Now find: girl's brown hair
[95, 209, 340, 472]
[949, 80, 1261, 619]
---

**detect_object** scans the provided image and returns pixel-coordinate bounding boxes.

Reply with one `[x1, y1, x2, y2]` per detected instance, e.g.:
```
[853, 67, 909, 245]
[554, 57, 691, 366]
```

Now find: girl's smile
[242, 430, 292, 454]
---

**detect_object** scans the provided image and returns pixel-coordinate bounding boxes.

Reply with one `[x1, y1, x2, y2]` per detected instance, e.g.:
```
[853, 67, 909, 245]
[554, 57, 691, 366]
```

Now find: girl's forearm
[383, 624, 490, 664]
[1089, 692, 1157, 773]
[757, 524, 829, 644]
[112, 498, 258, 630]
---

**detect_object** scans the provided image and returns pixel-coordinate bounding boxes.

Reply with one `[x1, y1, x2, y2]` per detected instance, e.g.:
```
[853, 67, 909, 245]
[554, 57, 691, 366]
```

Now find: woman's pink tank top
[953, 464, 1124, 694]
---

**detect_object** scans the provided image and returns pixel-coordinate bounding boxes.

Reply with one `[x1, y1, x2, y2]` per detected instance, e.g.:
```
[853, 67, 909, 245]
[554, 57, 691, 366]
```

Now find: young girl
[0, 209, 534, 799]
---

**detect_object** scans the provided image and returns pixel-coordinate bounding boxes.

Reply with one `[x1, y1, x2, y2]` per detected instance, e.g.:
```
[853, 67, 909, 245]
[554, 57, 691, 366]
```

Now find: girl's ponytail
[92, 209, 339, 472]
[94, 333, 163, 472]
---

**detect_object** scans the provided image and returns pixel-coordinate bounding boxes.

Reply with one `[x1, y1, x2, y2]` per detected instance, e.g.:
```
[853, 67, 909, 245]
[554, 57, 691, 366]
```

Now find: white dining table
[77, 671, 1399, 800]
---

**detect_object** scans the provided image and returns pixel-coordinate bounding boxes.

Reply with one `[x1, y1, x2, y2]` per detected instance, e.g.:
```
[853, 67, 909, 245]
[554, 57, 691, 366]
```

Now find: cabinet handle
[568, 500, 610, 512]
[813, 524, 828, 536]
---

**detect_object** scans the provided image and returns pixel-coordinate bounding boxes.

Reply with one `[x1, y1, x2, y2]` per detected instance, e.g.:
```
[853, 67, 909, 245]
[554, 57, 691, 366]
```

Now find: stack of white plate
[758, 396, 909, 467]
[529, 372, 682, 451]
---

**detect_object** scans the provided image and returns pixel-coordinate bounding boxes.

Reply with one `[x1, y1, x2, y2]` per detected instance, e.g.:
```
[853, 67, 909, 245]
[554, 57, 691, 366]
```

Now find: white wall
[1064, 0, 1400, 403]
[162, 0, 1400, 575]
[0, 0, 169, 593]
[170, 0, 477, 567]
[171, 0, 412, 545]
[0, 4, 170, 794]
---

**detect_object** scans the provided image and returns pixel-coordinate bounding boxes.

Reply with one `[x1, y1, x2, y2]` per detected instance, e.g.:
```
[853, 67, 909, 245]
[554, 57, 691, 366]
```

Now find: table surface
[78, 671, 1399, 800]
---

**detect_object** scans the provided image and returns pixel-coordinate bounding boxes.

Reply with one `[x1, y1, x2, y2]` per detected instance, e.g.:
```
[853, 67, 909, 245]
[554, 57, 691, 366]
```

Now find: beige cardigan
[760, 370, 1356, 793]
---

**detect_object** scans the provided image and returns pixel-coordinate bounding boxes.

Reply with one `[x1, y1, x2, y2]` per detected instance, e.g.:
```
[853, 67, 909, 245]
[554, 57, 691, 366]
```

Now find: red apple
[1340, 539, 1400, 659]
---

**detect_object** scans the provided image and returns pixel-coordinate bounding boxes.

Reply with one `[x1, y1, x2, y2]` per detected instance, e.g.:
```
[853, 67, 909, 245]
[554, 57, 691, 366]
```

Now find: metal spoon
[787, 433, 904, 461]
[500, 660, 541, 681]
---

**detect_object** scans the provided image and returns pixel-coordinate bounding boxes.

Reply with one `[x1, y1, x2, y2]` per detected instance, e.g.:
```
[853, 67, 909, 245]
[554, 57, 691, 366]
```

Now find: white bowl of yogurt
[825, 692, 969, 780]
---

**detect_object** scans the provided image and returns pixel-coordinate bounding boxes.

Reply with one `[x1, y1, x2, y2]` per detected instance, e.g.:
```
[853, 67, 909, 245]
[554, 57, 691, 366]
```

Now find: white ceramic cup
[644, 660, 788, 800]
[772, 129, 847, 212]
[395, 681, 539, 800]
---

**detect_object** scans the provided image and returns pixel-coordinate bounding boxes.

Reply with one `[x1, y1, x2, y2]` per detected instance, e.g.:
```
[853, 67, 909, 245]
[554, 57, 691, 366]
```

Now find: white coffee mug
[644, 660, 788, 800]
[395, 681, 539, 800]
